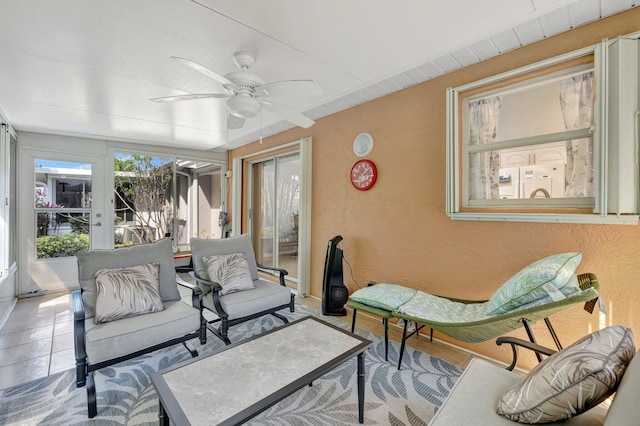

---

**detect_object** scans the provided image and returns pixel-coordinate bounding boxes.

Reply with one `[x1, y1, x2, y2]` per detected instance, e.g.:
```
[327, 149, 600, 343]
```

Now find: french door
[19, 150, 107, 294]
[19, 146, 225, 295]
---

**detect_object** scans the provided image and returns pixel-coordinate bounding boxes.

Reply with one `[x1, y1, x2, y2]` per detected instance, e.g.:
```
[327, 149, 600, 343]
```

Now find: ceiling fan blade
[261, 100, 315, 129]
[227, 114, 245, 129]
[150, 93, 227, 103]
[171, 56, 236, 88]
[256, 80, 322, 98]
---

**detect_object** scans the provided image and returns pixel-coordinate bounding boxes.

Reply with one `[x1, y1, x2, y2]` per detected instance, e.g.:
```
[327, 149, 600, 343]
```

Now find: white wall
[0, 269, 17, 330]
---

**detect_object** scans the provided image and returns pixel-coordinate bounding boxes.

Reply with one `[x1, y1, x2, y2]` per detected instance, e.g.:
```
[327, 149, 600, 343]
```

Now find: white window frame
[109, 148, 227, 251]
[0, 123, 14, 275]
[446, 40, 639, 225]
[234, 137, 312, 297]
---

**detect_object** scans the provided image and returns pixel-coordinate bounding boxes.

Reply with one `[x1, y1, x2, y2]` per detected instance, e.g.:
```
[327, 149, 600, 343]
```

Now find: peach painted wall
[230, 8, 640, 369]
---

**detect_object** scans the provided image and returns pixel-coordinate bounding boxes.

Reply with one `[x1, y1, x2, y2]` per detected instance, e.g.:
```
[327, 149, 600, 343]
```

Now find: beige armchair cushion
[202, 278, 292, 320]
[84, 300, 200, 364]
[429, 358, 607, 426]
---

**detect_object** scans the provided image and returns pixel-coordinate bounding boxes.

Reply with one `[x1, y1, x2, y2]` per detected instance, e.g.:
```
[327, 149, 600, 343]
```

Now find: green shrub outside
[37, 234, 89, 258]
[69, 216, 90, 234]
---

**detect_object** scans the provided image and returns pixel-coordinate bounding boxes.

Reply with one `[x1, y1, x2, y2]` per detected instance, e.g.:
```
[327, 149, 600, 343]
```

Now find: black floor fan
[321, 235, 349, 316]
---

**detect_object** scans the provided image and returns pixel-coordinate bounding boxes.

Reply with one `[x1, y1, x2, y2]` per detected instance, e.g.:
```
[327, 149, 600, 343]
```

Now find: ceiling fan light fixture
[226, 96, 261, 119]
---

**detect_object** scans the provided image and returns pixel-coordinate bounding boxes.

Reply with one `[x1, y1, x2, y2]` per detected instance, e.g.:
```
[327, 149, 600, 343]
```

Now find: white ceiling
[0, 0, 635, 151]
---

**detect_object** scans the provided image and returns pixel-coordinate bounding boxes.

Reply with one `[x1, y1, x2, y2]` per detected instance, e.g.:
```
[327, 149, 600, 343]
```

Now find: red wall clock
[350, 159, 378, 191]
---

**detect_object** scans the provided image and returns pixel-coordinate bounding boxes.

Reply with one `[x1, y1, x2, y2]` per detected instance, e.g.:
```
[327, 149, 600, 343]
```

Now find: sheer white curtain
[559, 72, 594, 197]
[468, 97, 502, 200]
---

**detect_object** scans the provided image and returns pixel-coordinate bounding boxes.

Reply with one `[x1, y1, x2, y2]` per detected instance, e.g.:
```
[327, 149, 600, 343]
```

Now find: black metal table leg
[159, 400, 169, 426]
[383, 317, 389, 361]
[357, 352, 365, 424]
[351, 308, 357, 333]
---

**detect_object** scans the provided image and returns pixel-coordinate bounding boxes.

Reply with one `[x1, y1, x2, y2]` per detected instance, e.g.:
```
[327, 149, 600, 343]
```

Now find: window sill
[448, 212, 639, 225]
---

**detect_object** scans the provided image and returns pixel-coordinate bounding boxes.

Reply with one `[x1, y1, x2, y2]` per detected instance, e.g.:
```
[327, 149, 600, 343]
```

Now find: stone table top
[153, 316, 371, 426]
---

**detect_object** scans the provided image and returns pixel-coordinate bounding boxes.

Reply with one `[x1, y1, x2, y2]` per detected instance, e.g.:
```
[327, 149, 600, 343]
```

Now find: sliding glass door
[250, 153, 300, 282]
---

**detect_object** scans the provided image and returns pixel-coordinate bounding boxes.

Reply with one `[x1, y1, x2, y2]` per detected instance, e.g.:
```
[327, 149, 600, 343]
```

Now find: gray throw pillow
[497, 325, 635, 423]
[191, 234, 259, 281]
[203, 253, 255, 296]
[94, 262, 164, 323]
[76, 238, 180, 318]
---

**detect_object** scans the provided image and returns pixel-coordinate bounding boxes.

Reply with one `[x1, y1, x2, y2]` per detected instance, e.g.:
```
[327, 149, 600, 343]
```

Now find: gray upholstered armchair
[190, 234, 295, 344]
[73, 239, 206, 418]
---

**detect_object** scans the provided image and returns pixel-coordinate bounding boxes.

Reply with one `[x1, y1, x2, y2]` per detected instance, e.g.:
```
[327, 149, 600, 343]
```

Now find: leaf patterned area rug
[0, 304, 462, 425]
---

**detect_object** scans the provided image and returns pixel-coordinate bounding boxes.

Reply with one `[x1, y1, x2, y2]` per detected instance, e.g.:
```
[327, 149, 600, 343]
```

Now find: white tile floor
[0, 292, 75, 390]
[0, 290, 481, 393]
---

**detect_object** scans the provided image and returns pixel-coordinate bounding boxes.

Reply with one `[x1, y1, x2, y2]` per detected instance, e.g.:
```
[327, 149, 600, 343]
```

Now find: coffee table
[151, 316, 372, 425]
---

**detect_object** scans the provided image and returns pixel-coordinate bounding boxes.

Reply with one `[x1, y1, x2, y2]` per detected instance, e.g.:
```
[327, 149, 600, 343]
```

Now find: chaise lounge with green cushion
[348, 252, 600, 369]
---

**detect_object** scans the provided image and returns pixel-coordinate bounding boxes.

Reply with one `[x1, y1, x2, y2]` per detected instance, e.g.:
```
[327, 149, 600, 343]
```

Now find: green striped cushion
[349, 283, 417, 311]
[486, 252, 582, 315]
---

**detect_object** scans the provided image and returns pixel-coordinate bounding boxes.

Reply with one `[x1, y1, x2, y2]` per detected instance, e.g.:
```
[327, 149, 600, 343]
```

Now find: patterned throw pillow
[94, 262, 164, 323]
[486, 252, 582, 315]
[497, 326, 635, 423]
[202, 253, 255, 296]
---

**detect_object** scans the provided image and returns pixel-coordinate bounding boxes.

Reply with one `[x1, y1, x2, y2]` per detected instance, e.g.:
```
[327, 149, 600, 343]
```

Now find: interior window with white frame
[446, 39, 639, 224]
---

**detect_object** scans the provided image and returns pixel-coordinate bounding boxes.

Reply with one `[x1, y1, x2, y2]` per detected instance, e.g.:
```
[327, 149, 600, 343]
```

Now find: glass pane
[54, 179, 91, 208]
[35, 159, 92, 259]
[174, 160, 223, 254]
[36, 160, 92, 207]
[277, 154, 300, 280]
[114, 153, 173, 247]
[468, 138, 592, 200]
[252, 160, 275, 268]
[36, 212, 90, 258]
[469, 69, 594, 145]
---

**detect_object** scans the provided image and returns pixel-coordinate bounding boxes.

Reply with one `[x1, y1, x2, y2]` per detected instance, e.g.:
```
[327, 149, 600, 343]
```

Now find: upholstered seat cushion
[429, 358, 607, 426]
[349, 283, 418, 311]
[497, 326, 635, 423]
[201, 278, 292, 320]
[396, 291, 490, 323]
[84, 300, 200, 364]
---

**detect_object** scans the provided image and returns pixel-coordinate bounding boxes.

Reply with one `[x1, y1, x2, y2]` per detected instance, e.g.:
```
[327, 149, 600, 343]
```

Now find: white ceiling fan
[151, 51, 322, 129]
